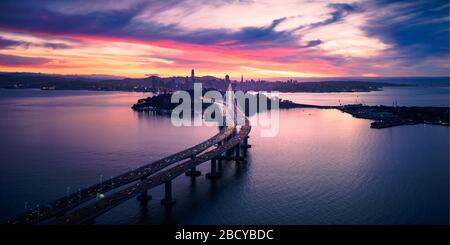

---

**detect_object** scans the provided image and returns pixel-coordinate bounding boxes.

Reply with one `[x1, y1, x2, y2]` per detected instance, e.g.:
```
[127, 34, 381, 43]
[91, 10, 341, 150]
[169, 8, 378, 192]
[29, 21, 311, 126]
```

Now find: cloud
[299, 40, 322, 48]
[0, 36, 24, 48]
[0, 54, 49, 66]
[363, 0, 449, 60]
[0, 0, 347, 48]
[309, 3, 360, 28]
[0, 36, 72, 49]
[41, 42, 72, 49]
[0, 0, 447, 76]
[0, 1, 146, 36]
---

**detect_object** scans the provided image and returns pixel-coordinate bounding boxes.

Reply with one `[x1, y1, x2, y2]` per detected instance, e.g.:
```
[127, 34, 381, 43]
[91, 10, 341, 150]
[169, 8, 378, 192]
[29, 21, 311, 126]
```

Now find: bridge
[6, 100, 251, 225]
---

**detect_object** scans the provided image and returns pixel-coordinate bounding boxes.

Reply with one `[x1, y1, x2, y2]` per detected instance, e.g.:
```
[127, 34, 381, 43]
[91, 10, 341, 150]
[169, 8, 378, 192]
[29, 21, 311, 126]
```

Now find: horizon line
[1, 71, 449, 81]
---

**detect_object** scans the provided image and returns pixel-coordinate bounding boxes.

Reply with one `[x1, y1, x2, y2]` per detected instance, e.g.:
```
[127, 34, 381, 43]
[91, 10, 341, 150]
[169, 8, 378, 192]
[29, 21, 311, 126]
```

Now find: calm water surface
[0, 88, 448, 224]
[279, 86, 449, 107]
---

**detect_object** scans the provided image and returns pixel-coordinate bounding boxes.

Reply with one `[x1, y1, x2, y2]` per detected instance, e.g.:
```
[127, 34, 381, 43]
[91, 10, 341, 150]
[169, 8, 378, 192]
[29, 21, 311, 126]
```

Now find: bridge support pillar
[137, 189, 152, 202]
[217, 158, 223, 175]
[206, 158, 221, 179]
[225, 141, 233, 158]
[226, 134, 233, 158]
[241, 136, 250, 158]
[185, 166, 201, 177]
[235, 143, 241, 158]
[217, 141, 223, 174]
[185, 156, 201, 177]
[241, 136, 251, 149]
[160, 180, 176, 206]
[242, 140, 247, 157]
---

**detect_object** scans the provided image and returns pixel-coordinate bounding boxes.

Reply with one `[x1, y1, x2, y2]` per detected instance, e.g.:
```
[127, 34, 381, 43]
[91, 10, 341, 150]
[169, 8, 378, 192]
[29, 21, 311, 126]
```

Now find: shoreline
[2, 88, 448, 129]
[278, 101, 449, 128]
[0, 87, 393, 93]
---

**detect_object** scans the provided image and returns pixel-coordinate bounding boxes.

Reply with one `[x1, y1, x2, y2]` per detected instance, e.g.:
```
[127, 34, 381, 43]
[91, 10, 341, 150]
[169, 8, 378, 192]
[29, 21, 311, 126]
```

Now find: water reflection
[280, 86, 449, 107]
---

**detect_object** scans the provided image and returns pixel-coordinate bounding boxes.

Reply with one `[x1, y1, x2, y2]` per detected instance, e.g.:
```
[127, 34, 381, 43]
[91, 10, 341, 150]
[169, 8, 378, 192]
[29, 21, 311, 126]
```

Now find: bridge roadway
[6, 102, 247, 225]
[58, 117, 251, 224]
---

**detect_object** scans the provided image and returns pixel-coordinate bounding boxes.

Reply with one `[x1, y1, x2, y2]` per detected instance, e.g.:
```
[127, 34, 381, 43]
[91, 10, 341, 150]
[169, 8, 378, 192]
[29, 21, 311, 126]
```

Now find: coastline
[279, 101, 450, 129]
[2, 88, 448, 129]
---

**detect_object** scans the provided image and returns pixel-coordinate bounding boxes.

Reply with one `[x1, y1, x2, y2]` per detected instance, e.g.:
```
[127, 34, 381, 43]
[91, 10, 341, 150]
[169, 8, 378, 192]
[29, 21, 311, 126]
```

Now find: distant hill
[0, 71, 409, 93]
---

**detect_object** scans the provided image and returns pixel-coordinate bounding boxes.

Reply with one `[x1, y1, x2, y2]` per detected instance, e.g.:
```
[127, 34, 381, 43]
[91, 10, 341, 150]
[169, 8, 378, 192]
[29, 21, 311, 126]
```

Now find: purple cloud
[41, 42, 72, 49]
[0, 37, 25, 48]
[0, 54, 49, 66]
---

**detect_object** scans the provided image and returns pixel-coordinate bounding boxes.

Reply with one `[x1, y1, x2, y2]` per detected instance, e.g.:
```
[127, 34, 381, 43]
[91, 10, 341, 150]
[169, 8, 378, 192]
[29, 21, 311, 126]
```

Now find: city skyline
[0, 0, 448, 78]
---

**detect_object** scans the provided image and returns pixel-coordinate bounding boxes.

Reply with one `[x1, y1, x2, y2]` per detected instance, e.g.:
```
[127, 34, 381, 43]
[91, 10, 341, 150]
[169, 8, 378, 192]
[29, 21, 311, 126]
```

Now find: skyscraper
[191, 69, 195, 84]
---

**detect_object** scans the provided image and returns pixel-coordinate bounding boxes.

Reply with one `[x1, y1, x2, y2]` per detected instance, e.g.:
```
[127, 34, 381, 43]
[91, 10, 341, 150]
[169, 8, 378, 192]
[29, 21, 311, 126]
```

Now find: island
[272, 101, 449, 128]
[338, 104, 449, 128]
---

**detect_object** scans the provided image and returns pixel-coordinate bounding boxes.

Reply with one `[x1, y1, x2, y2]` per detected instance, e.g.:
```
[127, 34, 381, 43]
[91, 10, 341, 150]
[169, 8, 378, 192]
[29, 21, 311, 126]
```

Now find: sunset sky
[0, 0, 448, 79]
